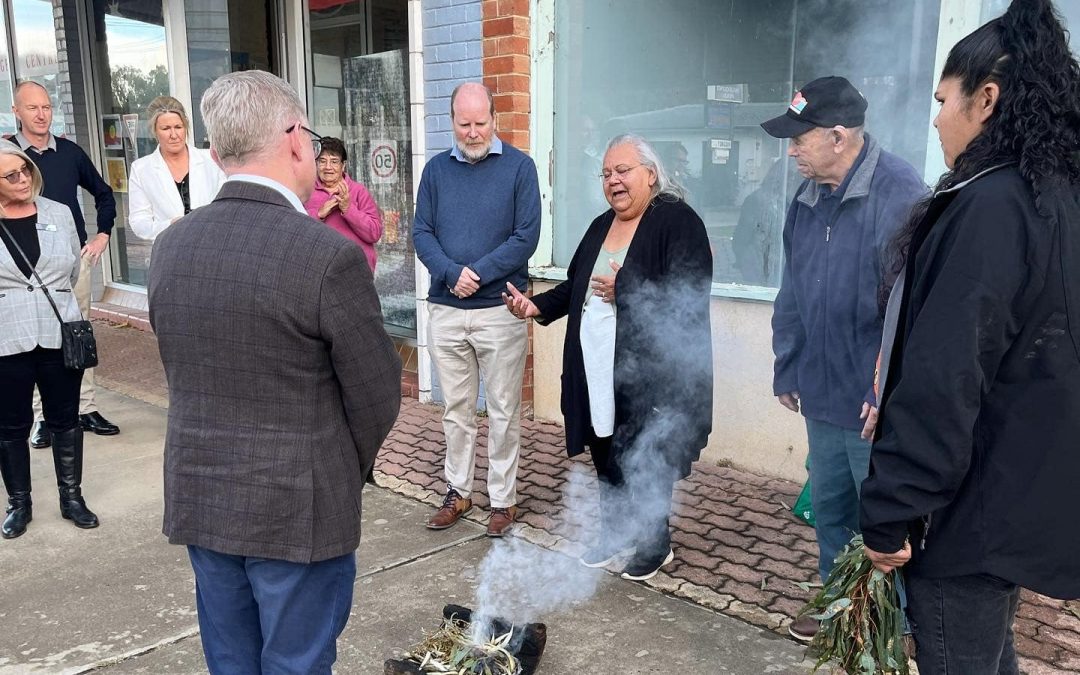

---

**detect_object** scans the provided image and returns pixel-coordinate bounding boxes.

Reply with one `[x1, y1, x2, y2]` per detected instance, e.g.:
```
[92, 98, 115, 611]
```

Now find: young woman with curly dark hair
[858, 0, 1080, 672]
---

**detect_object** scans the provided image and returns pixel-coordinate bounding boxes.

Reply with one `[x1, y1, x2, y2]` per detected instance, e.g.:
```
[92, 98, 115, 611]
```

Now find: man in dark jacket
[148, 71, 401, 674]
[761, 76, 926, 641]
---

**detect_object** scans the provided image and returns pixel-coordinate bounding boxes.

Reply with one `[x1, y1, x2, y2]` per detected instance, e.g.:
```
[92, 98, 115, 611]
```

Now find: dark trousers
[907, 572, 1021, 675]
[588, 436, 675, 557]
[0, 347, 82, 442]
[187, 546, 357, 675]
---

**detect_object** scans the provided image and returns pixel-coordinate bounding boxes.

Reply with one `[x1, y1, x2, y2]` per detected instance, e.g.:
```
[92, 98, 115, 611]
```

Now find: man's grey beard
[457, 139, 491, 163]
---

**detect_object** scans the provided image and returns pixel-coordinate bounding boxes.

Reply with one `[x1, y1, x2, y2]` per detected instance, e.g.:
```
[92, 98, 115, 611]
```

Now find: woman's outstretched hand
[502, 282, 541, 320]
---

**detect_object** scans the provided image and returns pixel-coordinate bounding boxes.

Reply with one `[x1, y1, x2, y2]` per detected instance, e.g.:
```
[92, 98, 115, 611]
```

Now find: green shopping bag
[792, 459, 815, 526]
[792, 480, 815, 525]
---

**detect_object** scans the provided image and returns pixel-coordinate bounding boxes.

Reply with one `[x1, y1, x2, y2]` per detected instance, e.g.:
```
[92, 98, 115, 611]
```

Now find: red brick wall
[482, 0, 534, 414]
[482, 0, 531, 152]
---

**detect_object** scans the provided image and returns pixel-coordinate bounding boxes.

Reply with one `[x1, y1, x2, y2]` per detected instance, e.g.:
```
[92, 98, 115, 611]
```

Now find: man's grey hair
[200, 70, 306, 167]
[0, 141, 43, 211]
[606, 133, 686, 201]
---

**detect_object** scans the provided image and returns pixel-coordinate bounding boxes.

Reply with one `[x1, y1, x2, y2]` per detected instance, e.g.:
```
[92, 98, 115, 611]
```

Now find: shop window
[10, 0, 65, 136]
[87, 0, 168, 287]
[309, 0, 416, 334]
[551, 0, 940, 289]
[185, 0, 278, 146]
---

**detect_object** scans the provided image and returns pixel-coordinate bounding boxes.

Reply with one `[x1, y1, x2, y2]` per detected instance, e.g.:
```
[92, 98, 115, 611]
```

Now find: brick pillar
[481, 0, 533, 415]
[481, 0, 530, 151]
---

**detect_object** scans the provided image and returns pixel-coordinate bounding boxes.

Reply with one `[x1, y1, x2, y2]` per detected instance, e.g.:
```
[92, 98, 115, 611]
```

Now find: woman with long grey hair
[504, 133, 713, 580]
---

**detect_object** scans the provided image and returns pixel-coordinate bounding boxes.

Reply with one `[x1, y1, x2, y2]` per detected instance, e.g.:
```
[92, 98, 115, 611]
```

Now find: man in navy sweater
[414, 82, 540, 537]
[12, 81, 120, 448]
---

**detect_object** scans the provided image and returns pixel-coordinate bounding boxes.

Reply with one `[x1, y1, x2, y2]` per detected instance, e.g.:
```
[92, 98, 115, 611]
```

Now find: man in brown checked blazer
[147, 71, 401, 675]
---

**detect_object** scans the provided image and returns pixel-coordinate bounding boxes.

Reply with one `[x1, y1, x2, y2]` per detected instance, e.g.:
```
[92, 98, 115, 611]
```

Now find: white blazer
[128, 145, 226, 241]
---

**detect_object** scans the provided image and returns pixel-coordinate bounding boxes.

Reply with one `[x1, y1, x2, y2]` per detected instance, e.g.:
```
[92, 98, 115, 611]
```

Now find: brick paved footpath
[93, 319, 1080, 673]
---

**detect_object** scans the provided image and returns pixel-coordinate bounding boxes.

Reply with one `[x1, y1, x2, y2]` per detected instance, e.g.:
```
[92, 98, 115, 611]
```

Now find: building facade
[14, 0, 1080, 481]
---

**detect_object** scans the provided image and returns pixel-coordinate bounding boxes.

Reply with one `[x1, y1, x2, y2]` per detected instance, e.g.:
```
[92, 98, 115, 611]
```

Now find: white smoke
[468, 466, 603, 644]
[467, 267, 712, 646]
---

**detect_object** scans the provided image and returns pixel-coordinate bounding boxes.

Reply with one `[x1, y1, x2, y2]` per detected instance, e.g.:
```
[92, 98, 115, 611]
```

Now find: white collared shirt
[226, 174, 306, 214]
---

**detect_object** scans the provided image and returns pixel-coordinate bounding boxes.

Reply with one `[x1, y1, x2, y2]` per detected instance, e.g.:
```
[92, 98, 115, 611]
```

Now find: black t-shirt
[0, 213, 40, 279]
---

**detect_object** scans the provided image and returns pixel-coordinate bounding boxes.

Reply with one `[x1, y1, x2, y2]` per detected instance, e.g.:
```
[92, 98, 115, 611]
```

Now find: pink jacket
[305, 175, 383, 272]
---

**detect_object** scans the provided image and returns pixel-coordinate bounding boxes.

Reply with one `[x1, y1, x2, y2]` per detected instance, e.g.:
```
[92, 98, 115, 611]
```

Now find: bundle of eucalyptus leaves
[797, 535, 909, 674]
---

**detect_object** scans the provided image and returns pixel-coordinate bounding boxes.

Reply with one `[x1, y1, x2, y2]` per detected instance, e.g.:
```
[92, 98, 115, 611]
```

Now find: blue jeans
[906, 573, 1020, 675]
[187, 546, 356, 675]
[805, 418, 871, 581]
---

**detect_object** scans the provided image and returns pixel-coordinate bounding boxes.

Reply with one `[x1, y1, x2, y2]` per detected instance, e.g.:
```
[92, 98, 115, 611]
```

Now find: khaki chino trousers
[427, 303, 528, 508]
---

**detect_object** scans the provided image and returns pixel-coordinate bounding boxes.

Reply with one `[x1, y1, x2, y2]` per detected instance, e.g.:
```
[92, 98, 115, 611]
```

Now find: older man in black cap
[762, 76, 926, 640]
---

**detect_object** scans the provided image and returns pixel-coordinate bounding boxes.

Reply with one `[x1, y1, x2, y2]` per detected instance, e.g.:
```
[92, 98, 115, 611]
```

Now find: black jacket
[531, 197, 713, 479]
[860, 166, 1080, 599]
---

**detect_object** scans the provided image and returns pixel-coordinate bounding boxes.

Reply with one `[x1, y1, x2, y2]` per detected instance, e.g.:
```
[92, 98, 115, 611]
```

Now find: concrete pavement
[0, 389, 814, 674]
[20, 319, 1077, 674]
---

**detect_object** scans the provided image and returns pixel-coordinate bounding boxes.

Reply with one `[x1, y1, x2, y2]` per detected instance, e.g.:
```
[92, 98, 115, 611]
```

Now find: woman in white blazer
[128, 96, 226, 241]
[0, 142, 99, 539]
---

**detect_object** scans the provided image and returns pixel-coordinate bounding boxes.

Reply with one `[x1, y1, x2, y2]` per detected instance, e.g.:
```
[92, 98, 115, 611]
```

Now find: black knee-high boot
[0, 439, 32, 538]
[51, 428, 99, 529]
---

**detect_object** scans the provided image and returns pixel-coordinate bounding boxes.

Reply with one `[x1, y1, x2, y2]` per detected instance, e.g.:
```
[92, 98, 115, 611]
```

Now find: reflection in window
[310, 0, 417, 334]
[0, 11, 13, 136]
[11, 0, 66, 137]
[89, 0, 168, 286]
[552, 0, 940, 289]
[184, 0, 277, 146]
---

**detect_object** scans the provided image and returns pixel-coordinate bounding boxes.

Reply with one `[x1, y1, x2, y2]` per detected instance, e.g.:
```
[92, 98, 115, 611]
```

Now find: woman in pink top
[305, 137, 383, 272]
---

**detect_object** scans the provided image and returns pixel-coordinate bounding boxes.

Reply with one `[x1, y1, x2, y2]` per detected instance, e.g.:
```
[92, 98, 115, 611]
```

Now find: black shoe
[620, 548, 674, 581]
[30, 422, 51, 449]
[79, 412, 120, 436]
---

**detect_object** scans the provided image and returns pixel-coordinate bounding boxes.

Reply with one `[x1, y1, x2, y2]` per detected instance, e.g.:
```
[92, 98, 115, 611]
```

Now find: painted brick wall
[422, 0, 483, 158]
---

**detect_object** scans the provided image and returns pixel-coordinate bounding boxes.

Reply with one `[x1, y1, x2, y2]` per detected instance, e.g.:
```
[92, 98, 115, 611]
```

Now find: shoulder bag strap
[0, 220, 66, 326]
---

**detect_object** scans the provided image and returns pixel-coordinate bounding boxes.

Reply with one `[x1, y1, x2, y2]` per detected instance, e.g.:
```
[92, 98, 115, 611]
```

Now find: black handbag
[2, 221, 98, 370]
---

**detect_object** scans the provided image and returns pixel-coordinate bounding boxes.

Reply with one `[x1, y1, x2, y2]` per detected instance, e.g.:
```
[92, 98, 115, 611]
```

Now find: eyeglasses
[0, 165, 32, 184]
[286, 123, 323, 157]
[316, 156, 343, 167]
[599, 164, 642, 181]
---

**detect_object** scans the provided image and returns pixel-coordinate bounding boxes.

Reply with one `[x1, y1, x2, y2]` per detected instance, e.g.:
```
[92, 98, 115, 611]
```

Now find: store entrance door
[307, 0, 415, 336]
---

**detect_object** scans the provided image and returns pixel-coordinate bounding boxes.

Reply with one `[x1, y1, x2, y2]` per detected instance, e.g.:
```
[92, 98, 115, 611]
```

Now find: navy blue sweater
[413, 141, 540, 309]
[17, 136, 116, 246]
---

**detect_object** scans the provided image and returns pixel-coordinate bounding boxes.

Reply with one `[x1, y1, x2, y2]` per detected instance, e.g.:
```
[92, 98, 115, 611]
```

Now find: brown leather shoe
[426, 488, 472, 530]
[787, 615, 819, 642]
[486, 506, 518, 537]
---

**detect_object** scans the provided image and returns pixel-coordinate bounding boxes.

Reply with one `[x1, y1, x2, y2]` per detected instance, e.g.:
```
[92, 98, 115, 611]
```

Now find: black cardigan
[860, 166, 1080, 599]
[531, 197, 713, 479]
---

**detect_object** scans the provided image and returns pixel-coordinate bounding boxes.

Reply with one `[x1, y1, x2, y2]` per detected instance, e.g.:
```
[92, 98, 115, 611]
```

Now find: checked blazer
[148, 180, 401, 563]
[0, 197, 83, 357]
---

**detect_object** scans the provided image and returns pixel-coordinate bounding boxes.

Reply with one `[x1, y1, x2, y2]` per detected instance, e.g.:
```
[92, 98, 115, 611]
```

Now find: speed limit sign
[370, 141, 398, 185]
